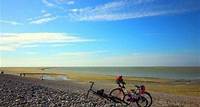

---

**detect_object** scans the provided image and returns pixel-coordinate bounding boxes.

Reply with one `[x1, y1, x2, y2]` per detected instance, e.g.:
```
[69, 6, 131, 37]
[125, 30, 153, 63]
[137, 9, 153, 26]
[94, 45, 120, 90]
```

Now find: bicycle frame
[86, 81, 129, 105]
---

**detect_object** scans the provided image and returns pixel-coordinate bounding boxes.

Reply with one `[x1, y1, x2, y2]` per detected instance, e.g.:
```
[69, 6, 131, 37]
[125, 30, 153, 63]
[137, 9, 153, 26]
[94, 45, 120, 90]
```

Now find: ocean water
[47, 67, 200, 80]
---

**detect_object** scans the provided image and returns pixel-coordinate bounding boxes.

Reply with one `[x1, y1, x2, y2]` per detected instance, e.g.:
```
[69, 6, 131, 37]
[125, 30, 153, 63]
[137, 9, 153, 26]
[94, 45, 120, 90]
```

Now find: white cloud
[70, 8, 78, 12]
[25, 52, 38, 55]
[55, 0, 75, 5]
[0, 20, 22, 25]
[69, 0, 200, 21]
[29, 12, 57, 24]
[41, 10, 47, 13]
[41, 0, 70, 10]
[43, 13, 52, 17]
[67, 1, 74, 5]
[0, 45, 16, 51]
[0, 33, 93, 51]
[50, 43, 69, 47]
[21, 44, 39, 48]
[57, 51, 105, 57]
[30, 16, 57, 24]
[57, 52, 94, 57]
[42, 0, 55, 7]
[28, 13, 52, 21]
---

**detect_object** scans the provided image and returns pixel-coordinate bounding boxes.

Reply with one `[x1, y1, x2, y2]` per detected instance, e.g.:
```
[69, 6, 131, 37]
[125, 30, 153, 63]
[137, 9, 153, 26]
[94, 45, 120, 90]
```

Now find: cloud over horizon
[0, 33, 93, 51]
[1, 52, 198, 67]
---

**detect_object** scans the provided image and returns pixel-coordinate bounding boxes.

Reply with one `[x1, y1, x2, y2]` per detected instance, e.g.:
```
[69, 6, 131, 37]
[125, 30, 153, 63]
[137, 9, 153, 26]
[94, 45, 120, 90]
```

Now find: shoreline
[1, 67, 200, 80]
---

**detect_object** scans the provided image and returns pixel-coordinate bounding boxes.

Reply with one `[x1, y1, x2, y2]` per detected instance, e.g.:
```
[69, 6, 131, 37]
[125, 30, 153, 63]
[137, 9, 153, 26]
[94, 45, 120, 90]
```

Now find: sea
[45, 67, 200, 80]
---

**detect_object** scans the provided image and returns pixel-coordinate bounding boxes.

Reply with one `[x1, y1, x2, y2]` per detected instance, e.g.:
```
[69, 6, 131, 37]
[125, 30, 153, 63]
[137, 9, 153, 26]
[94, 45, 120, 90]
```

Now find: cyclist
[116, 75, 126, 88]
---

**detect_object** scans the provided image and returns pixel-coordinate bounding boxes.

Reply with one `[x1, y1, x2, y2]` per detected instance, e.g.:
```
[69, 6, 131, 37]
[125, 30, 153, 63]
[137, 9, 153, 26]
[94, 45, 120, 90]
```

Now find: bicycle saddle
[134, 85, 140, 88]
[97, 89, 104, 95]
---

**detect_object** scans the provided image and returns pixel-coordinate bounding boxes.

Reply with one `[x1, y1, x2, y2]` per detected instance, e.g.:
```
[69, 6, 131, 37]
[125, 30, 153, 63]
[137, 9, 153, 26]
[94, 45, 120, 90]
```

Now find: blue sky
[0, 0, 199, 66]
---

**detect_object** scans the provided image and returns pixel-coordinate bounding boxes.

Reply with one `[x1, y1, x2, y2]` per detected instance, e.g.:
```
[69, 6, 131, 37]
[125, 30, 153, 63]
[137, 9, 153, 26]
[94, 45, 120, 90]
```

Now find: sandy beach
[0, 67, 200, 107]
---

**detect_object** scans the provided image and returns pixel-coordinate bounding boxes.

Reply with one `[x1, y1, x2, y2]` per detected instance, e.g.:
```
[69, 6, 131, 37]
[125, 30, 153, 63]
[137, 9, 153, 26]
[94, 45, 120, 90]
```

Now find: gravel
[0, 74, 116, 107]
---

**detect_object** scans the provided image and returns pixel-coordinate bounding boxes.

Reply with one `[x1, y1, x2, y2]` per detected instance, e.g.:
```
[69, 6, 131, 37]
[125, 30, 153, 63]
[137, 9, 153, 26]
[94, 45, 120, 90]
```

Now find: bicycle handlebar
[86, 81, 95, 98]
[89, 81, 94, 84]
[89, 81, 94, 90]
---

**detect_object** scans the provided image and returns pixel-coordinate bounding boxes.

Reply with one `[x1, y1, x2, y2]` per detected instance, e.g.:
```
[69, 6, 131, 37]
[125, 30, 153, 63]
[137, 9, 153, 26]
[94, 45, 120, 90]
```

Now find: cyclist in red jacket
[116, 75, 126, 88]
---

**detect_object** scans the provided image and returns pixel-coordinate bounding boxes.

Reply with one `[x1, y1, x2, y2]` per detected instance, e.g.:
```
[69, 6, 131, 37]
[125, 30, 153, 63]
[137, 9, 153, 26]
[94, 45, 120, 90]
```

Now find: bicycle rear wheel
[141, 92, 152, 107]
[136, 96, 148, 107]
[109, 88, 125, 100]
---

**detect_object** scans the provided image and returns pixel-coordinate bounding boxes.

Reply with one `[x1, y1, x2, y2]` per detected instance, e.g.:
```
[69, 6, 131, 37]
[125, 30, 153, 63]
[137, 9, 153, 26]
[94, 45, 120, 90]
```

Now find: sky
[0, 0, 200, 67]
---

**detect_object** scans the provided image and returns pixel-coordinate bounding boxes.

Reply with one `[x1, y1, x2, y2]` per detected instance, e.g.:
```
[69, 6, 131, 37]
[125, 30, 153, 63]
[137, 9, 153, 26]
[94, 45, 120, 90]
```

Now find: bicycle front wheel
[109, 88, 125, 100]
[123, 94, 131, 105]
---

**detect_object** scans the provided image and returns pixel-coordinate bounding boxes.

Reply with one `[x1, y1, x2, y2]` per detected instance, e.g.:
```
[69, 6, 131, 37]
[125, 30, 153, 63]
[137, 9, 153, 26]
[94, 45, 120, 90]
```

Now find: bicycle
[86, 81, 127, 105]
[110, 83, 152, 107]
